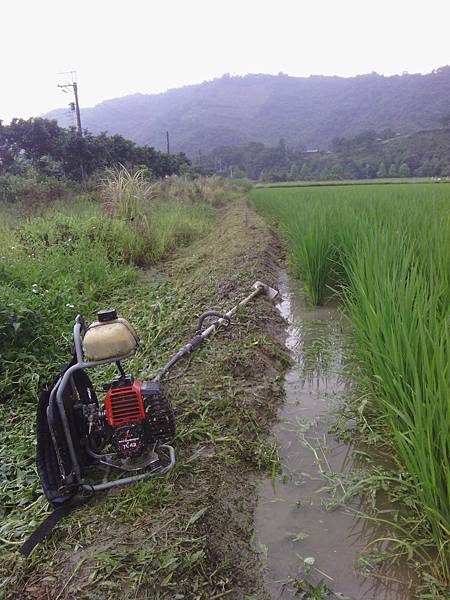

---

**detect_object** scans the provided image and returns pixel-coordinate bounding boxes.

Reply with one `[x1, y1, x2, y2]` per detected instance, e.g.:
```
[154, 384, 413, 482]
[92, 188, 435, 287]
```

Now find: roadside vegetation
[0, 170, 219, 406]
[0, 169, 248, 407]
[252, 183, 450, 590]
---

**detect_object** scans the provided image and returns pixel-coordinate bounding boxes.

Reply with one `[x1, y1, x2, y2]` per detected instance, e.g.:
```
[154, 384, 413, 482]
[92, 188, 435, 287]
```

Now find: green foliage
[0, 176, 216, 405]
[153, 174, 247, 207]
[252, 183, 450, 580]
[0, 207, 137, 404]
[0, 117, 191, 183]
[288, 163, 299, 181]
[299, 163, 311, 180]
[203, 128, 450, 182]
[388, 163, 397, 177]
[285, 205, 336, 305]
[398, 162, 410, 177]
[377, 161, 387, 178]
[0, 172, 72, 205]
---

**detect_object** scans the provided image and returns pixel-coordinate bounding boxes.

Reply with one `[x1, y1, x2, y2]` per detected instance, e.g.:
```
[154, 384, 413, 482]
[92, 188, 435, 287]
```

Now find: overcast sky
[1, 0, 449, 123]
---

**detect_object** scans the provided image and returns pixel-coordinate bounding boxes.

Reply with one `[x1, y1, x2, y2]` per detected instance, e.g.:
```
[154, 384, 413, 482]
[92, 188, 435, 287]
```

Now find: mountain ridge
[46, 67, 450, 156]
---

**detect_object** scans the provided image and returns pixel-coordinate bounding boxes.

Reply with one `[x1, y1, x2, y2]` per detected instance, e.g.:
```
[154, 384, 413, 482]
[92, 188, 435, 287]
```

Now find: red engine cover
[104, 380, 145, 426]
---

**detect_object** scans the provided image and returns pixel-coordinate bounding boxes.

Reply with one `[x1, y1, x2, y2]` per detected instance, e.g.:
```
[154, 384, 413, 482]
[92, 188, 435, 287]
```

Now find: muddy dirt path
[254, 271, 417, 600]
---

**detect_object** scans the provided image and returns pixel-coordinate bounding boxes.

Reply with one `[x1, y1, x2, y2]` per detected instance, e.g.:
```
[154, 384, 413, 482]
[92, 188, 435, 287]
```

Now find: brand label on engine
[119, 437, 140, 451]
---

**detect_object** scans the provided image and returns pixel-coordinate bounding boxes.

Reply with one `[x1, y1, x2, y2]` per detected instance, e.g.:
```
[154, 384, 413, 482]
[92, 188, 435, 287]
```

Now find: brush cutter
[20, 281, 279, 556]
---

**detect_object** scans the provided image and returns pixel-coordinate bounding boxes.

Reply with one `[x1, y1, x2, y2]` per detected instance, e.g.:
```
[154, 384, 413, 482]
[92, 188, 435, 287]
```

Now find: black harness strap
[20, 358, 97, 557]
[19, 494, 93, 557]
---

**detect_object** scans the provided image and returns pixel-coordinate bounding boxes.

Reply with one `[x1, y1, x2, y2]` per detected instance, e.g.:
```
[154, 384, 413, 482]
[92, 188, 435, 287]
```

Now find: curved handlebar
[196, 311, 230, 334]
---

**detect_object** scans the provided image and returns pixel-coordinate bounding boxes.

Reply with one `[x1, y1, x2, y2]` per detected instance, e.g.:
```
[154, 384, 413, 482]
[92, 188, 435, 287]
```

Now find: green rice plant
[285, 206, 336, 305]
[340, 226, 449, 568]
[251, 183, 450, 580]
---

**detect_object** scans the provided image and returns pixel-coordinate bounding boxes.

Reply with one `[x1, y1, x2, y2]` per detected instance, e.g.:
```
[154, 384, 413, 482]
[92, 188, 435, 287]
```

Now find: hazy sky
[1, 0, 449, 123]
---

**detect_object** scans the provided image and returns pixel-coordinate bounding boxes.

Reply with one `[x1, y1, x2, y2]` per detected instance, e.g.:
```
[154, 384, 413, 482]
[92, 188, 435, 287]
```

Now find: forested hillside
[46, 68, 450, 155]
[202, 128, 450, 181]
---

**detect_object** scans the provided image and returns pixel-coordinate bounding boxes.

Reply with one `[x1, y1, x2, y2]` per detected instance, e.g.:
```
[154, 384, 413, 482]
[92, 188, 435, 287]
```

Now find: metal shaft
[200, 285, 262, 337]
[153, 283, 269, 382]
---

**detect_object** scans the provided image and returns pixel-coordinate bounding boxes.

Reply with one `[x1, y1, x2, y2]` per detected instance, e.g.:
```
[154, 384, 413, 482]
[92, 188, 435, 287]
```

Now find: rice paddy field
[251, 183, 450, 583]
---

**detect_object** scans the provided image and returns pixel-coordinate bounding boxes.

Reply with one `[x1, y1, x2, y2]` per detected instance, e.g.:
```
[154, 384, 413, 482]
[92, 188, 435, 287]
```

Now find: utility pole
[57, 71, 82, 135]
[166, 131, 170, 156]
[73, 81, 82, 134]
[57, 71, 85, 180]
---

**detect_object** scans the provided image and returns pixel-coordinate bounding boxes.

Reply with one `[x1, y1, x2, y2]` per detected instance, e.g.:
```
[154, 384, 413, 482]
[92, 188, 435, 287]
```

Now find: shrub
[0, 172, 72, 206]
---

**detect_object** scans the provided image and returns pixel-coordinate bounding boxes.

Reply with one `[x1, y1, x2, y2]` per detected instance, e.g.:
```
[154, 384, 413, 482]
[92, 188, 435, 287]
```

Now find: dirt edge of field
[161, 197, 289, 598]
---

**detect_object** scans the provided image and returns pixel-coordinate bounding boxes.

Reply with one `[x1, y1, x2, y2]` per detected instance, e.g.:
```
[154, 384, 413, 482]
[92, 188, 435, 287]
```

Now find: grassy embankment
[1, 172, 288, 598]
[252, 183, 450, 592]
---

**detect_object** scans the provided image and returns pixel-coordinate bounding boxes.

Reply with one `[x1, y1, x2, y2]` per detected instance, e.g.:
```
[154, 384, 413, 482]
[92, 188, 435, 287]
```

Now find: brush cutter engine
[35, 308, 177, 517]
[86, 376, 175, 461]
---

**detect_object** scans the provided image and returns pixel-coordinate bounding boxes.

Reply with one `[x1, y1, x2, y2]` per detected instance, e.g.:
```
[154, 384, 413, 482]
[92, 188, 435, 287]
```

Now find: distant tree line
[202, 127, 450, 182]
[0, 118, 190, 182]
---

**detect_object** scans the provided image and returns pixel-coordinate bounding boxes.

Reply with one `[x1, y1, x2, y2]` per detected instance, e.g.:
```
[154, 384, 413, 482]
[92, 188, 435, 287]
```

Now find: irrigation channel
[254, 271, 416, 600]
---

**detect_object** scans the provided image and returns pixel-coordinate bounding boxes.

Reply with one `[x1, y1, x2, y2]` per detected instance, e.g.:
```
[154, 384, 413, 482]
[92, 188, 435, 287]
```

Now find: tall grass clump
[252, 183, 450, 579]
[100, 165, 157, 220]
[99, 166, 215, 263]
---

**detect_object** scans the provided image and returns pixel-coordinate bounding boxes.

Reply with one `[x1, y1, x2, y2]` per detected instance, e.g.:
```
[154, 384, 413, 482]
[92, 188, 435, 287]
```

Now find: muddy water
[254, 272, 415, 600]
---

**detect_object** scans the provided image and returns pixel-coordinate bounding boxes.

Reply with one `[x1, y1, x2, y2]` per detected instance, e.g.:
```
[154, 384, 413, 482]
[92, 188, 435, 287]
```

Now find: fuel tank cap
[97, 308, 118, 322]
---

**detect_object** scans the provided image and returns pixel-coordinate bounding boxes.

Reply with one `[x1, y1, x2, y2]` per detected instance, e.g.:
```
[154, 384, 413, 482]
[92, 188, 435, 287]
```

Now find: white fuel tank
[83, 309, 139, 361]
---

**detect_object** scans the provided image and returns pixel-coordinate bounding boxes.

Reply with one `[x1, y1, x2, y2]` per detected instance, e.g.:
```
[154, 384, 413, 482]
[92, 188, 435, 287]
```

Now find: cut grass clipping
[252, 183, 450, 583]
